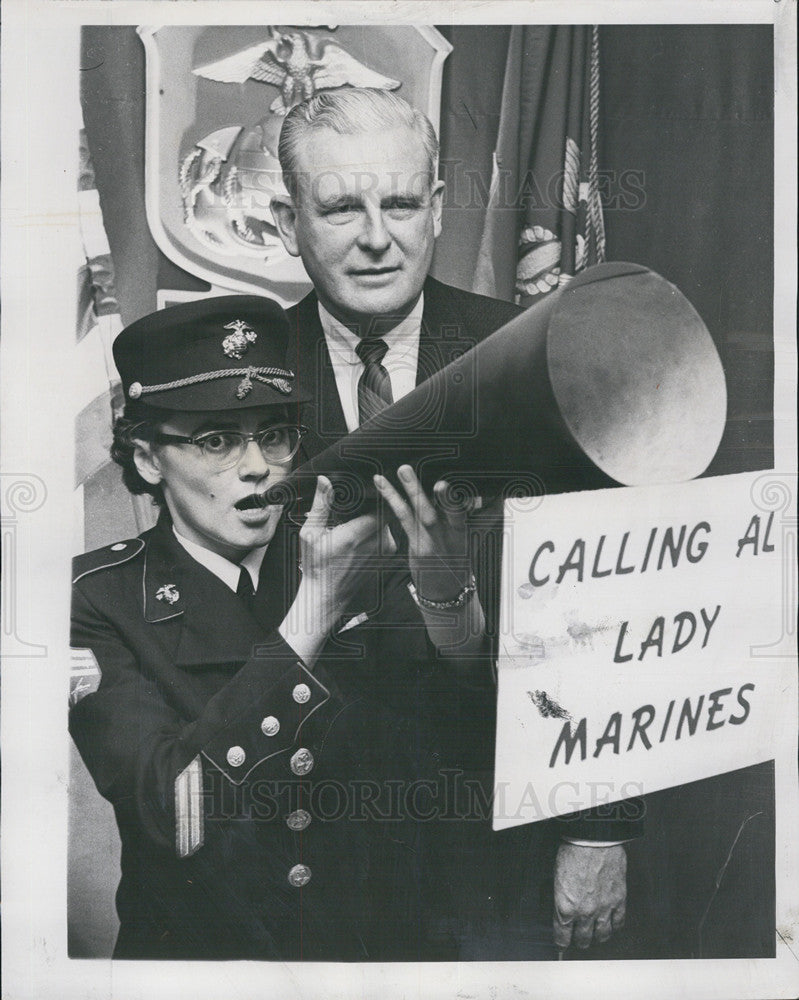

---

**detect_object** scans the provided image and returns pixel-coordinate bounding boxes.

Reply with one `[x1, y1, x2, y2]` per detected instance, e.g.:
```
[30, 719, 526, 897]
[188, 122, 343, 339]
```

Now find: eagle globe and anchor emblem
[138, 25, 452, 304]
[180, 28, 401, 262]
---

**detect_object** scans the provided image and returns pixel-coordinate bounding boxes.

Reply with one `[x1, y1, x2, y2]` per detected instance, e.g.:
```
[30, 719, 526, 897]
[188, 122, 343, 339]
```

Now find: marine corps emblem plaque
[138, 25, 452, 306]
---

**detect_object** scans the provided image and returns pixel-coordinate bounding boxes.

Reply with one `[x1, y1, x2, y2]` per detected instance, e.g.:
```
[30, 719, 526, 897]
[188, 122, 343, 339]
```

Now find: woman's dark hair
[110, 401, 173, 507]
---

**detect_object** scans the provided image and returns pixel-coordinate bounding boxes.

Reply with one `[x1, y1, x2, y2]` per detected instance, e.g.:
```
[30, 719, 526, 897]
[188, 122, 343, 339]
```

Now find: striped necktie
[356, 337, 394, 424]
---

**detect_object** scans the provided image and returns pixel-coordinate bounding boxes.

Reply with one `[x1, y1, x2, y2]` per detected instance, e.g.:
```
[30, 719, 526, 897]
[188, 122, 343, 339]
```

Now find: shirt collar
[172, 527, 267, 591]
[318, 294, 425, 366]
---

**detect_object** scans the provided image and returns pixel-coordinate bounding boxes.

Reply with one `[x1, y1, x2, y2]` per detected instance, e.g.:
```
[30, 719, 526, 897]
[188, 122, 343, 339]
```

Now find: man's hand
[279, 476, 383, 665]
[553, 843, 627, 950]
[373, 465, 474, 602]
[373, 466, 486, 653]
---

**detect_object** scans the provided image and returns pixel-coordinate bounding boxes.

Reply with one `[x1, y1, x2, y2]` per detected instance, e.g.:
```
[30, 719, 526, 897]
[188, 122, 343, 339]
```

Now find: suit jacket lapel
[287, 292, 348, 462]
[289, 280, 481, 459]
[418, 277, 477, 386]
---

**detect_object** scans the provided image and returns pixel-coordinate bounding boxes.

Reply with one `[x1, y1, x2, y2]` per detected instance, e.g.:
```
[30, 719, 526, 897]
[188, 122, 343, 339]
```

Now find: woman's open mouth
[235, 492, 271, 511]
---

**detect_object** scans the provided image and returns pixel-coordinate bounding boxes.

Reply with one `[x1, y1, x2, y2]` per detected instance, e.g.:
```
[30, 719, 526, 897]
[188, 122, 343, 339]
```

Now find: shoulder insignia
[72, 538, 145, 584]
[70, 648, 102, 706]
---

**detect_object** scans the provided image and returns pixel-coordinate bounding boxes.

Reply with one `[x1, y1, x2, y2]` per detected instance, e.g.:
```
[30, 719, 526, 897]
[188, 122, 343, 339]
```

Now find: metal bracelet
[410, 574, 477, 610]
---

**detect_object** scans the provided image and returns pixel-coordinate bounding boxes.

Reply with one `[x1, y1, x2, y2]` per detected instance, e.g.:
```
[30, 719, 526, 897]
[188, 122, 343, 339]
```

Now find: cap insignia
[236, 366, 294, 400]
[222, 319, 258, 360]
[155, 583, 180, 605]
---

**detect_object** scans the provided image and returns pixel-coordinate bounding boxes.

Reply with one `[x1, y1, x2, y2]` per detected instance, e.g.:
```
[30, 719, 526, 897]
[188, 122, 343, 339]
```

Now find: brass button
[292, 683, 311, 704]
[128, 381, 143, 399]
[286, 809, 311, 832]
[110, 543, 127, 551]
[261, 716, 280, 737]
[290, 748, 314, 775]
[287, 863, 312, 888]
[226, 746, 246, 767]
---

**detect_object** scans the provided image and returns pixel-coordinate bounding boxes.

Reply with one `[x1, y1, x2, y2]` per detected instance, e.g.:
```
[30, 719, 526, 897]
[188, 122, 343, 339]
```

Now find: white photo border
[1, 2, 796, 999]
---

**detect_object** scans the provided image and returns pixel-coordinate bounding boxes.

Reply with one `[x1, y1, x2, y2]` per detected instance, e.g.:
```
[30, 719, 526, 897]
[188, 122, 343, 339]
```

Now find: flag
[473, 26, 605, 306]
[75, 126, 154, 549]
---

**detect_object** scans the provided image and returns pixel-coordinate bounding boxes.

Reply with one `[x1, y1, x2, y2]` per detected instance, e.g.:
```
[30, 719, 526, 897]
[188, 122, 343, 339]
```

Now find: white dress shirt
[173, 527, 267, 591]
[318, 295, 424, 432]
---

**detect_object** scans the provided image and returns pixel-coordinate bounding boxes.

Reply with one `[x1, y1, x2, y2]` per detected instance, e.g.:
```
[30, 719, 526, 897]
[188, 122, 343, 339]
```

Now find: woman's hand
[279, 476, 383, 666]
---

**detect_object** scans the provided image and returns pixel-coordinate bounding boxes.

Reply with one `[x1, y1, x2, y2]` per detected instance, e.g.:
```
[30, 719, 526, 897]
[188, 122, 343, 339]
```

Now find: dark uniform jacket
[70, 511, 499, 961]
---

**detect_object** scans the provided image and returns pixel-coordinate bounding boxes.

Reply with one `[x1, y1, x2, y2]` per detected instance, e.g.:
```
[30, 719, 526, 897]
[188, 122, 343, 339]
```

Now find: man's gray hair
[278, 88, 439, 199]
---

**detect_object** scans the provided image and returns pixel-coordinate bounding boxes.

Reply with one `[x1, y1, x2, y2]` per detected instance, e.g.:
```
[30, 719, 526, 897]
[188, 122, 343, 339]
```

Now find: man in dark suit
[270, 89, 519, 456]
[270, 87, 635, 954]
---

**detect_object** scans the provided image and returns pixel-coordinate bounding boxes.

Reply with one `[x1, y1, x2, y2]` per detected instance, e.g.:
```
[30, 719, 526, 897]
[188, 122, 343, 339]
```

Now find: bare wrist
[279, 584, 340, 666]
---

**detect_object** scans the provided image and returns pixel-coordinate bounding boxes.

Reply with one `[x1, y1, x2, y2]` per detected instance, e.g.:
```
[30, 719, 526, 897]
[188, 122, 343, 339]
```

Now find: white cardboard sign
[494, 471, 791, 830]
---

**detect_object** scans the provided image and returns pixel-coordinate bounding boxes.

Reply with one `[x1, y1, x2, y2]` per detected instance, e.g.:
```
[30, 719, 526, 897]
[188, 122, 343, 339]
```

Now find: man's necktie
[356, 336, 408, 556]
[236, 566, 256, 612]
[356, 337, 394, 425]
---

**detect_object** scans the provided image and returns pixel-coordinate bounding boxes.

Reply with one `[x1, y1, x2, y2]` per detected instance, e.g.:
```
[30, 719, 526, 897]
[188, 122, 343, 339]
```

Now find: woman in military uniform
[69, 295, 491, 960]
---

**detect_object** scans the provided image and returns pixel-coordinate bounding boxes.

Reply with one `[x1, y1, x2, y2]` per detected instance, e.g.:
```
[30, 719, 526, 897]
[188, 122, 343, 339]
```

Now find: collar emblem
[222, 319, 258, 360]
[156, 583, 181, 605]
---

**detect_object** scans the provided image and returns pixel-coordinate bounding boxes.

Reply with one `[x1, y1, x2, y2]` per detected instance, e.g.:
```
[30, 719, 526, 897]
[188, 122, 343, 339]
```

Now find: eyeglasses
[154, 424, 308, 471]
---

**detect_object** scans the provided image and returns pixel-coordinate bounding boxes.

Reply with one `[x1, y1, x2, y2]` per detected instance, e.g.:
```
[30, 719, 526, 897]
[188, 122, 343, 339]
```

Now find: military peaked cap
[113, 295, 310, 410]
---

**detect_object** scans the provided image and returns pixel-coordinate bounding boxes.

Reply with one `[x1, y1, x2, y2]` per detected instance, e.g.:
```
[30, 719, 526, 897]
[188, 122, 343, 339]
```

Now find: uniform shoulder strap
[72, 537, 145, 584]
